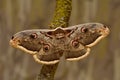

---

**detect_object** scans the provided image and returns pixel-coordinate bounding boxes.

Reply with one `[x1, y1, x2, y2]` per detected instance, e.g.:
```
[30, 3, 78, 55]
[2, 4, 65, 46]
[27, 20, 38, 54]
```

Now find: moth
[10, 23, 110, 65]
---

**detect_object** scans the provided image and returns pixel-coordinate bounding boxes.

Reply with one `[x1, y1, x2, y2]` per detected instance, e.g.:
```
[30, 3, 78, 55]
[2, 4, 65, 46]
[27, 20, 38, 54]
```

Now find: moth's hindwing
[33, 55, 59, 65]
[65, 48, 91, 61]
[33, 51, 64, 65]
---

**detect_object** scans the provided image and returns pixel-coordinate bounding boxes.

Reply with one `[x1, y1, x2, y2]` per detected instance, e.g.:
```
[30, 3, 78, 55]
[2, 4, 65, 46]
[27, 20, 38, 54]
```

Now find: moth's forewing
[69, 23, 110, 47]
[10, 30, 45, 54]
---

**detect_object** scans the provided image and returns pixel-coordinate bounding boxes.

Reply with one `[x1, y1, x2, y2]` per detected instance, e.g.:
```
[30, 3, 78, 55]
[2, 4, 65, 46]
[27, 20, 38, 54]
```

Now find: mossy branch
[50, 0, 72, 29]
[36, 0, 72, 80]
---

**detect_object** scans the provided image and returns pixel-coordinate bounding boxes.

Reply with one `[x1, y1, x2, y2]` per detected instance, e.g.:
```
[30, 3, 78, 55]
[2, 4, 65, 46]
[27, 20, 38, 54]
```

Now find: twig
[36, 0, 72, 80]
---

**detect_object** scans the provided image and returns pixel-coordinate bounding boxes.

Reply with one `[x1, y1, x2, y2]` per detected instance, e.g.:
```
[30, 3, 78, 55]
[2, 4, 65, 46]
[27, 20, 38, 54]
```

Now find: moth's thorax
[45, 36, 70, 50]
[44, 27, 74, 39]
[43, 28, 73, 50]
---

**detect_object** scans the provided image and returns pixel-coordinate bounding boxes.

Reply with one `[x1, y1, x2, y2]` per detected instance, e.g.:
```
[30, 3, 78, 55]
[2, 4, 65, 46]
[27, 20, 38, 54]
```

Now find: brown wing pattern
[10, 23, 109, 65]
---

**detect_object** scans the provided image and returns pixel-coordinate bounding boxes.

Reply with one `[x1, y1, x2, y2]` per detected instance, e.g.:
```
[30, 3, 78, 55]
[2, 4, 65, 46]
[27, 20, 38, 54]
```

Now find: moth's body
[10, 23, 109, 65]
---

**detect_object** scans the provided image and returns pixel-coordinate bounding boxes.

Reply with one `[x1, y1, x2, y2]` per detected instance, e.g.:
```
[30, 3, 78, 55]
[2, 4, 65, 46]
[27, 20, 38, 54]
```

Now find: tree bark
[36, 0, 72, 80]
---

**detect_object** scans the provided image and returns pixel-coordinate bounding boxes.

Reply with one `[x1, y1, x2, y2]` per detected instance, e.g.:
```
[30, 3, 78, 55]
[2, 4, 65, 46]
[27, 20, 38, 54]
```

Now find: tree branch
[50, 0, 72, 29]
[36, 0, 72, 80]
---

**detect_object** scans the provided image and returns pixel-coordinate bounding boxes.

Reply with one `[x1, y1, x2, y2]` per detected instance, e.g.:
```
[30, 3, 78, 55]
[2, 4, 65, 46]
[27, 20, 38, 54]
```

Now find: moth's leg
[65, 48, 91, 61]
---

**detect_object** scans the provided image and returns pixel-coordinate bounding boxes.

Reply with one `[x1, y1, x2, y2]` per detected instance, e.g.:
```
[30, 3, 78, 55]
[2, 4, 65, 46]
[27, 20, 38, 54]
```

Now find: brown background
[0, 0, 120, 80]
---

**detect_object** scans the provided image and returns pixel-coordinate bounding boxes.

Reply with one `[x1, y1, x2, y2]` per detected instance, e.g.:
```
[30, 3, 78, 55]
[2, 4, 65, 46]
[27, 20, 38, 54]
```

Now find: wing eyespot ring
[71, 40, 79, 48]
[30, 33, 38, 39]
[43, 44, 50, 52]
[81, 27, 88, 33]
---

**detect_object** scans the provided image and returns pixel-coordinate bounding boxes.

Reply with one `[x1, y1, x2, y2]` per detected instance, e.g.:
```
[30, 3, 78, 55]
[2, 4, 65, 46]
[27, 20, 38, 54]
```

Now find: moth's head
[10, 30, 42, 54]
[77, 23, 110, 47]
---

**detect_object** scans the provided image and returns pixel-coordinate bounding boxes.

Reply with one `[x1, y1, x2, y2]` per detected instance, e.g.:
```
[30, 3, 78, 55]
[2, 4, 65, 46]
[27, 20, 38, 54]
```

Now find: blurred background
[0, 0, 120, 80]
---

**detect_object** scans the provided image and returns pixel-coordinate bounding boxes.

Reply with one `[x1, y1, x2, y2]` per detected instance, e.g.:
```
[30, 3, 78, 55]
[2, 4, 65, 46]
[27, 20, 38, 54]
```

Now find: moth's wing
[33, 50, 64, 65]
[33, 54, 59, 65]
[65, 48, 90, 61]
[68, 23, 109, 47]
[10, 29, 50, 55]
[63, 26, 91, 61]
